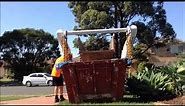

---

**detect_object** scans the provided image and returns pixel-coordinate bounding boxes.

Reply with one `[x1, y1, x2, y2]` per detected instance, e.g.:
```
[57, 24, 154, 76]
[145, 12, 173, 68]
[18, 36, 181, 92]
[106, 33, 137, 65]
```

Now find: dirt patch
[155, 96, 185, 105]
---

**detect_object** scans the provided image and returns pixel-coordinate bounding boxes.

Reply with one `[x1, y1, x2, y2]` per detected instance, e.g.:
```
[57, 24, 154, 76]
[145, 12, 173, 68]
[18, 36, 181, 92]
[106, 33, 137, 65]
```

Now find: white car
[22, 73, 53, 87]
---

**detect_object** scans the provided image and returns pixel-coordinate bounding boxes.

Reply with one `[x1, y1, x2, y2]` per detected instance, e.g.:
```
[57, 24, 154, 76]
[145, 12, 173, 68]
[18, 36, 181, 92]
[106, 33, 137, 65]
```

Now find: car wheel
[47, 80, 53, 86]
[26, 81, 32, 87]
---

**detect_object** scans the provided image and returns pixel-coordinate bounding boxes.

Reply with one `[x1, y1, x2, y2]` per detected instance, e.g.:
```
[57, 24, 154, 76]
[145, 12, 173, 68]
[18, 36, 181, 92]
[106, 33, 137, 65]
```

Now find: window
[30, 74, 37, 77]
[38, 74, 44, 77]
[44, 73, 51, 77]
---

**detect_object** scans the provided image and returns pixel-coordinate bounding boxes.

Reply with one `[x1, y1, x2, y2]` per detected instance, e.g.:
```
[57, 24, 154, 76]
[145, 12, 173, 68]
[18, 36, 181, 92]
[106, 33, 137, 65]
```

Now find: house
[170, 43, 185, 54]
[148, 39, 185, 66]
[150, 39, 185, 56]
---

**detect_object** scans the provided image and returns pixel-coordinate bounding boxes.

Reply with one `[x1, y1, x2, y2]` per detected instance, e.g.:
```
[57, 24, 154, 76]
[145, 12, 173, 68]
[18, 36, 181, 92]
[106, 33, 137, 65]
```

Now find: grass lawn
[58, 95, 155, 105]
[0, 95, 38, 101]
[0, 78, 14, 82]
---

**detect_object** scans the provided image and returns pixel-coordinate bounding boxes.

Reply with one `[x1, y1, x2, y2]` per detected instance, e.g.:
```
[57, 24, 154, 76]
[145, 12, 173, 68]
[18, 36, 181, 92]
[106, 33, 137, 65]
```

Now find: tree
[68, 1, 176, 58]
[73, 34, 110, 51]
[0, 28, 60, 80]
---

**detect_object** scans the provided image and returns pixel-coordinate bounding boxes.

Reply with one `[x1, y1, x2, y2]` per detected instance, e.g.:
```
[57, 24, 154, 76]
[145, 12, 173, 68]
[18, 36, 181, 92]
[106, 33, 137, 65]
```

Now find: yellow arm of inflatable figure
[57, 30, 72, 61]
[127, 35, 133, 59]
[121, 25, 137, 59]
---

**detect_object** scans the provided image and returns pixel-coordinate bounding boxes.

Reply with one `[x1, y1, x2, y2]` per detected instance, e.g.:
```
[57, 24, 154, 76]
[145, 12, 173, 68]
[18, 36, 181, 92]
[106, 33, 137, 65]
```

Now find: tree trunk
[114, 3, 119, 58]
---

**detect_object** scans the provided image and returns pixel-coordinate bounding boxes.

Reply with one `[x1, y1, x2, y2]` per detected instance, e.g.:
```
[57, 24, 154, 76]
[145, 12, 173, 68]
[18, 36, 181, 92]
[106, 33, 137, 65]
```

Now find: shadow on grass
[59, 94, 156, 105]
[79, 90, 159, 104]
[121, 95, 157, 103]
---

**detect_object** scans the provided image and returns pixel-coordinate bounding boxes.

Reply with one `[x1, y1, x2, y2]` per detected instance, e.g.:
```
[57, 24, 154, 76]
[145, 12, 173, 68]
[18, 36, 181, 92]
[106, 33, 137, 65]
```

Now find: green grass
[0, 95, 38, 101]
[0, 78, 14, 82]
[58, 95, 154, 105]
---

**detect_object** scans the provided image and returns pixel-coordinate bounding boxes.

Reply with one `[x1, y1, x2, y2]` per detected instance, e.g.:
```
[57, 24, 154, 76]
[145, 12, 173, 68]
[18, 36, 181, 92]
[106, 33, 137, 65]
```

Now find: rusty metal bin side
[80, 50, 115, 62]
[62, 63, 82, 103]
[111, 59, 127, 100]
[62, 59, 126, 103]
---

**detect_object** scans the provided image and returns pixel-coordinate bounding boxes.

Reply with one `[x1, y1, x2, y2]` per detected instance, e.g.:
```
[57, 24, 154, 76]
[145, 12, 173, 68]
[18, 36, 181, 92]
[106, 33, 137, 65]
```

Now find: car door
[29, 74, 38, 85]
[37, 74, 47, 85]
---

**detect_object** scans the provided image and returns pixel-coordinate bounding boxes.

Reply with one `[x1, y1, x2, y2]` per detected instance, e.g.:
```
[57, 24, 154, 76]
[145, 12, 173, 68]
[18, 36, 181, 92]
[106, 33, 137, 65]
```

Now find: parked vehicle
[22, 73, 53, 87]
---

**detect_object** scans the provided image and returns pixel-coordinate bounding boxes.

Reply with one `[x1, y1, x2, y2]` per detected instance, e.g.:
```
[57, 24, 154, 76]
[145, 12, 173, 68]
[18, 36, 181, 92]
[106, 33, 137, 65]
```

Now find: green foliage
[177, 66, 185, 75]
[137, 62, 148, 72]
[127, 67, 177, 100]
[69, 1, 176, 57]
[0, 28, 60, 81]
[158, 66, 185, 95]
[161, 60, 185, 92]
[137, 61, 155, 72]
[81, 9, 111, 29]
[68, 1, 113, 29]
[37, 65, 51, 74]
[177, 53, 185, 58]
[127, 60, 185, 100]
[73, 35, 110, 51]
[132, 22, 155, 46]
[4, 70, 14, 79]
[133, 44, 149, 61]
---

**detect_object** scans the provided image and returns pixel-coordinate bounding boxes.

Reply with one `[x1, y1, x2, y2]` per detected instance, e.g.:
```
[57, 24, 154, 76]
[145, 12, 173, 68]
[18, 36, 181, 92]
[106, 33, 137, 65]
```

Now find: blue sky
[1, 2, 185, 57]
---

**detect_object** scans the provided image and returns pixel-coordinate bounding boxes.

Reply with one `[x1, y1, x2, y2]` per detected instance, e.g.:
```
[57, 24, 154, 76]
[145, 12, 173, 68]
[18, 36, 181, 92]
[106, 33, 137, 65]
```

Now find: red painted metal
[62, 59, 126, 103]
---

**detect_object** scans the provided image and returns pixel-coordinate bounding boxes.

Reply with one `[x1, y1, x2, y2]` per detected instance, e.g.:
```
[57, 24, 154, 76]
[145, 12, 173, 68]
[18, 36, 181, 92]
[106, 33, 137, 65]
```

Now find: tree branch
[131, 45, 152, 60]
[140, 45, 151, 55]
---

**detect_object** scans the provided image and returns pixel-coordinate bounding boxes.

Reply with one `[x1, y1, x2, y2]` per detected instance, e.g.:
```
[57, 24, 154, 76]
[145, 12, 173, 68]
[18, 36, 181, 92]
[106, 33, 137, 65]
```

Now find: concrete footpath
[0, 93, 68, 105]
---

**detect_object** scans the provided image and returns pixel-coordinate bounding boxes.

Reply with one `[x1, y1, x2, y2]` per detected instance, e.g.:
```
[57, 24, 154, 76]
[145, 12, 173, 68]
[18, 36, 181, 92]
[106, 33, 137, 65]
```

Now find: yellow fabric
[126, 35, 133, 59]
[51, 56, 64, 77]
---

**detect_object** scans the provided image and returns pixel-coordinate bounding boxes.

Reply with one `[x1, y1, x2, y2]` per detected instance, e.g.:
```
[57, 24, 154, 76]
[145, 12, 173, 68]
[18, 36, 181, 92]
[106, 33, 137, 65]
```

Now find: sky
[0, 2, 185, 57]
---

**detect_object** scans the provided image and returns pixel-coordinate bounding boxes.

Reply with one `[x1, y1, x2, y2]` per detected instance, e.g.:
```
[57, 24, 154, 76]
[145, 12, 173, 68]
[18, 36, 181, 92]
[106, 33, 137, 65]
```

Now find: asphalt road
[0, 86, 67, 95]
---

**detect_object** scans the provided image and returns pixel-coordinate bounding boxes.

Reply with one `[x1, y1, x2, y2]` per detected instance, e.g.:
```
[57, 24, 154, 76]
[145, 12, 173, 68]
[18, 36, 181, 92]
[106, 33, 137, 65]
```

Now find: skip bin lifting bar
[57, 25, 137, 59]
[57, 25, 137, 37]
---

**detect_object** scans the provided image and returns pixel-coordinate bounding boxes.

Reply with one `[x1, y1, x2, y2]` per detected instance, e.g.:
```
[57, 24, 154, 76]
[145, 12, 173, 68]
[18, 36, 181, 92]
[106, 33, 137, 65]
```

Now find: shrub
[126, 60, 185, 100]
[137, 62, 155, 72]
[4, 70, 14, 79]
[159, 60, 185, 94]
[127, 67, 177, 100]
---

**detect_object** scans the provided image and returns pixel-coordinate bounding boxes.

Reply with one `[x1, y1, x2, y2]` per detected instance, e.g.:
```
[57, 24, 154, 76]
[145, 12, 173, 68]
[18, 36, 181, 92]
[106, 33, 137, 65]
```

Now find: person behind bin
[51, 55, 70, 102]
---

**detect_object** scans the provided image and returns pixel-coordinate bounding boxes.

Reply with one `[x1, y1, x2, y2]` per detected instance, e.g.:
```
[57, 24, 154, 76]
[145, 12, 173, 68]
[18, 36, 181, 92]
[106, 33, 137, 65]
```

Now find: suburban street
[0, 86, 54, 95]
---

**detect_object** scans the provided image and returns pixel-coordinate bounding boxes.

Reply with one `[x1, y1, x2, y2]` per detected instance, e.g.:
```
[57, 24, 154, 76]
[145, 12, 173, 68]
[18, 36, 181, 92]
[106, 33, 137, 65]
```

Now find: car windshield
[44, 73, 51, 77]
